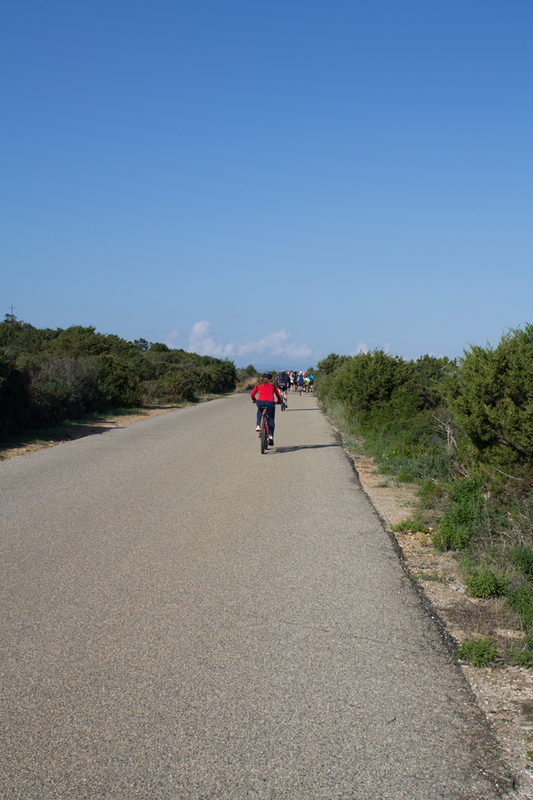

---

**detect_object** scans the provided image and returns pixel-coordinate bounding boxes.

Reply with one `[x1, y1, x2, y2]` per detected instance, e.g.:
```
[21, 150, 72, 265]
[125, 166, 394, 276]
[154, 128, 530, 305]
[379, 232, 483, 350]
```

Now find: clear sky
[1, 1, 532, 369]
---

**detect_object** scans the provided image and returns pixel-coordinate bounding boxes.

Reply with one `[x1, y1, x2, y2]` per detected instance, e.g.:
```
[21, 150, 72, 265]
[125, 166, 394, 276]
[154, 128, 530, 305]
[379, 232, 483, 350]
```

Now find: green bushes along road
[0, 315, 236, 438]
[314, 324, 533, 659]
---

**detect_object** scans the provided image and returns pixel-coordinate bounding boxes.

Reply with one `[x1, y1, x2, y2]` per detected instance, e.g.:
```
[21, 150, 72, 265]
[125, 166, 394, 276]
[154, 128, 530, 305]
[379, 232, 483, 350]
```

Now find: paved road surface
[0, 393, 509, 799]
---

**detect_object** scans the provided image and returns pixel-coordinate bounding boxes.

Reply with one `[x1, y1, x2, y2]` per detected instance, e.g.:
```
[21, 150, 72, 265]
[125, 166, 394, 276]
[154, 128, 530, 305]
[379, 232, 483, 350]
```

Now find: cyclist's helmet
[262, 372, 272, 380]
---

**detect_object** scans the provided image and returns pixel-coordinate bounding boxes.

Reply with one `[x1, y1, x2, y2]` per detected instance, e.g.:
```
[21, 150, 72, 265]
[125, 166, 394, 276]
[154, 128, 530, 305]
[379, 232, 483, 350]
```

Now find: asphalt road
[0, 392, 510, 799]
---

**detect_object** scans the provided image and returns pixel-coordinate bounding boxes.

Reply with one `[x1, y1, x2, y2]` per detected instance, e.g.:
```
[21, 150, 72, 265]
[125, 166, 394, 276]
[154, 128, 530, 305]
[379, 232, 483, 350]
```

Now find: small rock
[515, 701, 533, 730]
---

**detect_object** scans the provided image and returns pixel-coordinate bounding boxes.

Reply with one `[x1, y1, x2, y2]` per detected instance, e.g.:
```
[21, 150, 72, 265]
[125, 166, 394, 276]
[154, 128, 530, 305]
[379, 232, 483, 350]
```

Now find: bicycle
[259, 406, 270, 454]
[280, 388, 288, 411]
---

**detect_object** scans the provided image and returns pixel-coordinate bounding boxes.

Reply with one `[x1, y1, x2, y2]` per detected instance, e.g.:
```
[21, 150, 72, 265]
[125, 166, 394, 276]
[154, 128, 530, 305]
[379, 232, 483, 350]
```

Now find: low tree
[331, 350, 418, 427]
[316, 353, 349, 375]
[446, 325, 533, 467]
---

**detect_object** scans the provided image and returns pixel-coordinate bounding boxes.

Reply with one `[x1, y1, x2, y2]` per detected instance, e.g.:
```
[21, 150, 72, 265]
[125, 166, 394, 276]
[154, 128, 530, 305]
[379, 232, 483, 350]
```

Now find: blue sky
[1, 1, 532, 369]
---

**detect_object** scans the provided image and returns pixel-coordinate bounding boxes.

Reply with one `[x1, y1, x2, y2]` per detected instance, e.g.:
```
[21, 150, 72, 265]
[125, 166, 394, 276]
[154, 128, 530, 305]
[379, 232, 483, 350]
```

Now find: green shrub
[391, 511, 427, 533]
[456, 638, 499, 667]
[413, 354, 449, 410]
[509, 644, 533, 669]
[433, 521, 474, 551]
[316, 353, 350, 375]
[509, 546, 533, 578]
[98, 354, 142, 407]
[449, 478, 485, 519]
[419, 480, 444, 508]
[506, 582, 533, 629]
[329, 349, 420, 428]
[44, 325, 131, 359]
[446, 325, 533, 469]
[159, 368, 197, 403]
[0, 315, 237, 436]
[358, 409, 453, 484]
[432, 479, 484, 551]
[31, 356, 104, 415]
[465, 568, 508, 599]
[397, 465, 418, 483]
[0, 353, 31, 437]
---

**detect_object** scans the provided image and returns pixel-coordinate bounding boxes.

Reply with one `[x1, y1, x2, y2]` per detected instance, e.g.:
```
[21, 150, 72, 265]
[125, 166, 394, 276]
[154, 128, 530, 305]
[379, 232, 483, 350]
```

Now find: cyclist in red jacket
[251, 372, 281, 446]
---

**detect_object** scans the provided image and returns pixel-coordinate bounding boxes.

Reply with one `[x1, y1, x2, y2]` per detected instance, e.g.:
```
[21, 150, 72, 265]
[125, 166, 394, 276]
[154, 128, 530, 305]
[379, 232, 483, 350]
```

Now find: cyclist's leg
[256, 402, 264, 430]
[266, 401, 275, 442]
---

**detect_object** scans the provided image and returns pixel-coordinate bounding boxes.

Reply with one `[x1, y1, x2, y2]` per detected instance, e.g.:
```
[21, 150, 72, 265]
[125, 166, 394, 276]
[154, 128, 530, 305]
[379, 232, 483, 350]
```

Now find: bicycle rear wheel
[260, 420, 268, 454]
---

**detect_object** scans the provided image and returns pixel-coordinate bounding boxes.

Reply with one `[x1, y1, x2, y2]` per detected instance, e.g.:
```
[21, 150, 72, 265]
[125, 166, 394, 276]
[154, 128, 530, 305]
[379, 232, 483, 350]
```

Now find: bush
[397, 465, 418, 483]
[316, 353, 350, 375]
[465, 568, 508, 599]
[446, 325, 533, 469]
[330, 350, 420, 427]
[432, 479, 485, 551]
[159, 368, 196, 403]
[413, 354, 449, 410]
[26, 355, 104, 415]
[419, 480, 444, 508]
[98, 354, 143, 407]
[506, 582, 533, 629]
[391, 510, 428, 533]
[433, 521, 474, 551]
[509, 644, 533, 669]
[509, 545, 533, 578]
[0, 354, 31, 437]
[456, 638, 499, 667]
[0, 316, 237, 435]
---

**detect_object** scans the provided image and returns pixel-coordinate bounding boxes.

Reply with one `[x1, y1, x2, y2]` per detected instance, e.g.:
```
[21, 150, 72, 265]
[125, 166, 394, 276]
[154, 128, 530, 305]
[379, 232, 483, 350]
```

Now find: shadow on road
[281, 407, 320, 412]
[274, 443, 338, 453]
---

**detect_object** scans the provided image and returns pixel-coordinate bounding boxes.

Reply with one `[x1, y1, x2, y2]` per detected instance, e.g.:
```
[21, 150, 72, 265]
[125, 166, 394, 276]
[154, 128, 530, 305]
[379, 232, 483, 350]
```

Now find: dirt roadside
[3, 406, 533, 795]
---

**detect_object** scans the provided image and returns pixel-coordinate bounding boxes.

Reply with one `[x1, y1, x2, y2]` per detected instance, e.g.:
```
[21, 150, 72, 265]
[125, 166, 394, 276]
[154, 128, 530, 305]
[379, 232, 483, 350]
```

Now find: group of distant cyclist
[288, 370, 314, 394]
[251, 370, 314, 448]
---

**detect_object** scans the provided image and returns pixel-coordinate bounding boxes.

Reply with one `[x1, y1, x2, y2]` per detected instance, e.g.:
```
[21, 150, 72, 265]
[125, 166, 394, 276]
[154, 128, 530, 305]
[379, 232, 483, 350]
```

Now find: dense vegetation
[314, 325, 533, 658]
[0, 315, 236, 438]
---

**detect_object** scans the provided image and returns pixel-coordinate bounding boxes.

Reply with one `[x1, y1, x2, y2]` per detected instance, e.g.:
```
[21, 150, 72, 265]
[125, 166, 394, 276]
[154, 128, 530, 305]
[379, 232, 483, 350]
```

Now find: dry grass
[236, 376, 258, 392]
[446, 597, 524, 643]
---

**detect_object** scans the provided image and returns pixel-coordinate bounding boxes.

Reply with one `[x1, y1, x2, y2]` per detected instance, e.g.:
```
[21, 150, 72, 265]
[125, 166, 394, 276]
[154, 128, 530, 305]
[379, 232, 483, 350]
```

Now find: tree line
[0, 315, 236, 438]
[315, 325, 533, 485]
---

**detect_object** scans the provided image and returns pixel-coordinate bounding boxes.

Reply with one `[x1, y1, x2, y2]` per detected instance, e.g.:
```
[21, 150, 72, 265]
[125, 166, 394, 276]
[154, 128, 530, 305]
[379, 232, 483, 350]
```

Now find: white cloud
[187, 321, 313, 364]
[166, 329, 181, 347]
[236, 329, 313, 362]
[350, 342, 395, 356]
[352, 342, 369, 355]
[188, 321, 236, 358]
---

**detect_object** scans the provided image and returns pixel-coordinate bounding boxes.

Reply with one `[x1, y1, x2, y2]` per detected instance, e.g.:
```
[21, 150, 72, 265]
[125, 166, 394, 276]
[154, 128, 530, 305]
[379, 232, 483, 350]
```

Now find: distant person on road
[251, 373, 281, 446]
[290, 371, 297, 392]
[276, 370, 290, 407]
[308, 374, 315, 392]
[297, 372, 305, 395]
